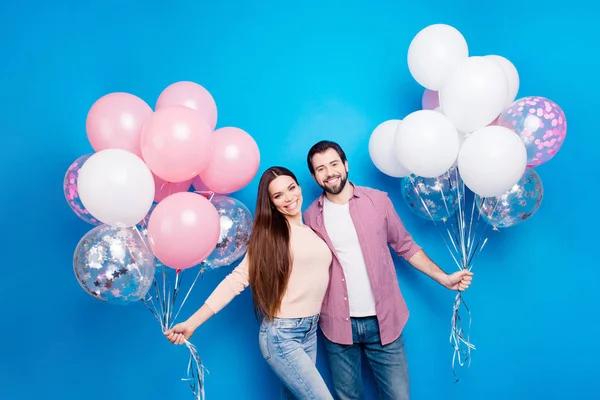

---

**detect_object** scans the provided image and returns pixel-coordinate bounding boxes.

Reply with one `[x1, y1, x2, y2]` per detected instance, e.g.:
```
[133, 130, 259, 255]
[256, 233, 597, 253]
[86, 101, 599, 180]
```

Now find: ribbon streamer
[142, 260, 208, 400]
[408, 168, 495, 380]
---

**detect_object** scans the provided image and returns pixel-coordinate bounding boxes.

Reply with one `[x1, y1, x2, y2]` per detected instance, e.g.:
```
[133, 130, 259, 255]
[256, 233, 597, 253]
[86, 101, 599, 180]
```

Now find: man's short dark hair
[307, 140, 347, 175]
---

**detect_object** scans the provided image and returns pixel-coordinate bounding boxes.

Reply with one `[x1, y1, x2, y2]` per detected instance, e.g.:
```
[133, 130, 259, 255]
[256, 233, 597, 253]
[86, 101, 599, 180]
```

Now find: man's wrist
[434, 271, 449, 287]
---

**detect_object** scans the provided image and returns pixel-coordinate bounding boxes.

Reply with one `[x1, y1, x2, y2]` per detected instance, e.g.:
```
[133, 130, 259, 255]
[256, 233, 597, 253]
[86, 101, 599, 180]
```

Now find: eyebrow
[272, 182, 296, 196]
[315, 159, 341, 169]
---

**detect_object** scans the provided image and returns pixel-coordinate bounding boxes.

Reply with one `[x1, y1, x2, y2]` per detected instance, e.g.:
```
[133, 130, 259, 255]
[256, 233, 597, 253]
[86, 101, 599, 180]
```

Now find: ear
[344, 161, 349, 172]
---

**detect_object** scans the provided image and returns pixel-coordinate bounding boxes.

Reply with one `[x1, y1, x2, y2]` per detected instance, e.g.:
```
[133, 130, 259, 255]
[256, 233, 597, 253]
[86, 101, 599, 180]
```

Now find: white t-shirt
[323, 197, 377, 317]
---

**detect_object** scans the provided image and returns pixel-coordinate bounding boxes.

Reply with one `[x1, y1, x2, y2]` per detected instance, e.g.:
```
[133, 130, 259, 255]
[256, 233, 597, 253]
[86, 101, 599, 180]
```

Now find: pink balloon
[147, 192, 220, 270]
[191, 175, 210, 192]
[199, 127, 260, 194]
[156, 81, 218, 130]
[488, 116, 499, 126]
[422, 89, 439, 110]
[140, 106, 213, 183]
[86, 93, 153, 158]
[152, 174, 192, 203]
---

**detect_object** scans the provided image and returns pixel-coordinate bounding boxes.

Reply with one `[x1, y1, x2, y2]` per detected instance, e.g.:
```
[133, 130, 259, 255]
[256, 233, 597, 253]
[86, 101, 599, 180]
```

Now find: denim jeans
[259, 314, 334, 400]
[323, 316, 409, 400]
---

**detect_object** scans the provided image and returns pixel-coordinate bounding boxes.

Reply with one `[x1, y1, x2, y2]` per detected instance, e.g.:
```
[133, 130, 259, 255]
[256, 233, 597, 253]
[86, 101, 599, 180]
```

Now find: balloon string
[410, 169, 498, 380]
[183, 339, 209, 400]
[142, 261, 208, 398]
[170, 266, 206, 329]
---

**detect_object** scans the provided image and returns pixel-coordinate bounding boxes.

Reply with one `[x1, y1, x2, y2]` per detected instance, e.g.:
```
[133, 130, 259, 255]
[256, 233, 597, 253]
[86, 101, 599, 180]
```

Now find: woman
[165, 166, 334, 400]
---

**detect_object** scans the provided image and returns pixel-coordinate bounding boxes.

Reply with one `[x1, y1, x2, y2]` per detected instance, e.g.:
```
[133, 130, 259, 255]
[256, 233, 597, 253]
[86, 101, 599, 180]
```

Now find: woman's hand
[164, 321, 196, 345]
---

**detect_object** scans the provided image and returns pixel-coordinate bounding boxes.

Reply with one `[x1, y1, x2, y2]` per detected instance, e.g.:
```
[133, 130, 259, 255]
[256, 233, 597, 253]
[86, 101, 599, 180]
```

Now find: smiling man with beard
[303, 140, 473, 400]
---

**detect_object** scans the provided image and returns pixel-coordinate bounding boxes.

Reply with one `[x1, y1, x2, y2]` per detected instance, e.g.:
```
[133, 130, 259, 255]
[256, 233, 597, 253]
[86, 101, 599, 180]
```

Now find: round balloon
[439, 56, 508, 133]
[147, 192, 221, 270]
[368, 120, 410, 178]
[73, 224, 155, 304]
[156, 81, 218, 130]
[475, 168, 543, 228]
[203, 196, 253, 269]
[86, 92, 153, 158]
[400, 168, 460, 221]
[394, 110, 459, 178]
[457, 126, 527, 198]
[199, 127, 260, 194]
[407, 24, 469, 90]
[140, 105, 213, 183]
[63, 153, 101, 225]
[497, 96, 567, 167]
[77, 148, 155, 227]
[485, 55, 520, 107]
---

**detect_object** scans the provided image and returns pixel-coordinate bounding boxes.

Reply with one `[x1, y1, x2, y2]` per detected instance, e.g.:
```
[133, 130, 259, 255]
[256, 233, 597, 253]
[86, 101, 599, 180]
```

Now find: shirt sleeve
[383, 193, 422, 260]
[204, 253, 250, 314]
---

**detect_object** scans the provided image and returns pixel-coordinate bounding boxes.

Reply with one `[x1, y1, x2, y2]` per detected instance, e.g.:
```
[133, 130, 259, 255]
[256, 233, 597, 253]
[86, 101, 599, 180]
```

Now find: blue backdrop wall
[1, 1, 597, 399]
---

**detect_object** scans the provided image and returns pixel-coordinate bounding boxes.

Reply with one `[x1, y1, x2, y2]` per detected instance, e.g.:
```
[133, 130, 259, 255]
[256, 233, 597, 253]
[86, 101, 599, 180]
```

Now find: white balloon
[408, 24, 469, 91]
[458, 126, 527, 197]
[395, 110, 460, 178]
[439, 56, 508, 133]
[78, 149, 155, 227]
[485, 55, 520, 107]
[450, 130, 467, 168]
[368, 120, 410, 177]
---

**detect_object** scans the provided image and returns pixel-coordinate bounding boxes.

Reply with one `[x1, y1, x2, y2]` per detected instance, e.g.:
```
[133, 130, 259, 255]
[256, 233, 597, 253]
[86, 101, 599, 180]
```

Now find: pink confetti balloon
[497, 96, 567, 167]
[63, 154, 101, 225]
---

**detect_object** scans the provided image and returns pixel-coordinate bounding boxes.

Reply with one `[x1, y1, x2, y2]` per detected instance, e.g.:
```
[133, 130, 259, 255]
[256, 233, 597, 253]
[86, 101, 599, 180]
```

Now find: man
[303, 140, 473, 400]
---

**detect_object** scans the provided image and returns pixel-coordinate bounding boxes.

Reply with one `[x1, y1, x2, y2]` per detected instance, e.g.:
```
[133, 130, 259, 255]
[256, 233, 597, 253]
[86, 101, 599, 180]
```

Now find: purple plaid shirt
[303, 184, 421, 346]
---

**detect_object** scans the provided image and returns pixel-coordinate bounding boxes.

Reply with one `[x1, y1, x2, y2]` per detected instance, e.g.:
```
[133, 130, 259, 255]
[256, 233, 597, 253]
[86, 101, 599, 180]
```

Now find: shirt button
[342, 278, 345, 282]
[345, 318, 349, 321]
[344, 297, 347, 301]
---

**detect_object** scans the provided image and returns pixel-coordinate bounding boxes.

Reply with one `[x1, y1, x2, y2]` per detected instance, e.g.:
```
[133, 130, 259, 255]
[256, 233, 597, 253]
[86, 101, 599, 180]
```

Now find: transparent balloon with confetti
[203, 196, 253, 269]
[497, 96, 567, 167]
[63, 153, 101, 225]
[400, 168, 460, 221]
[475, 168, 543, 229]
[73, 224, 155, 304]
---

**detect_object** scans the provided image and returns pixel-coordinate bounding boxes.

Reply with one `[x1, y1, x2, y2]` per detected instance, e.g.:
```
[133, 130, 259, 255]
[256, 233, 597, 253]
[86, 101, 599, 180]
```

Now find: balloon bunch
[369, 24, 565, 377]
[66, 81, 258, 400]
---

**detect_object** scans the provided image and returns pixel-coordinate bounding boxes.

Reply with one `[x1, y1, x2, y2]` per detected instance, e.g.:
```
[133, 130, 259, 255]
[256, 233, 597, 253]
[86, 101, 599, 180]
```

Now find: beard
[320, 172, 348, 195]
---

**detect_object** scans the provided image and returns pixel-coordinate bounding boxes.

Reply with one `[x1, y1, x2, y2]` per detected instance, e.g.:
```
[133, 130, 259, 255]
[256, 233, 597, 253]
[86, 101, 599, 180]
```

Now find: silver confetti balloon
[400, 168, 460, 221]
[475, 168, 543, 229]
[203, 196, 253, 269]
[73, 224, 155, 304]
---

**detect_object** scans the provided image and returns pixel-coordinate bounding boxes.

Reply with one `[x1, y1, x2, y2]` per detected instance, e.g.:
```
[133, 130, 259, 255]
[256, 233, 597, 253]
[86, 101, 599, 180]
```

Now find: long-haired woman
[165, 166, 334, 400]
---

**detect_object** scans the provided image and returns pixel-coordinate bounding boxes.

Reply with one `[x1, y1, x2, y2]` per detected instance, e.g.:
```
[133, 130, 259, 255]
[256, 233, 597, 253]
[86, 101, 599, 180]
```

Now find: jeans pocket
[259, 330, 271, 361]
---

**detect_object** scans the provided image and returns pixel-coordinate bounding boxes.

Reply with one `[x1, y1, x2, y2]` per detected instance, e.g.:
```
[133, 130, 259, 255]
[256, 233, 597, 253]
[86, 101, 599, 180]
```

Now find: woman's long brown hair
[247, 166, 298, 321]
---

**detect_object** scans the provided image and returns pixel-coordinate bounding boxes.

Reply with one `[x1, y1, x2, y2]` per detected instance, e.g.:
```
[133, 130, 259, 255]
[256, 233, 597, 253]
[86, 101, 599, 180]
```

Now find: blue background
[1, 0, 597, 399]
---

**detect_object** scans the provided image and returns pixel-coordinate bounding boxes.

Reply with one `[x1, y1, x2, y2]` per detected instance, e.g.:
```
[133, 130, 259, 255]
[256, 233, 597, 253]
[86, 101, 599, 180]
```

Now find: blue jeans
[259, 314, 334, 400]
[323, 316, 410, 400]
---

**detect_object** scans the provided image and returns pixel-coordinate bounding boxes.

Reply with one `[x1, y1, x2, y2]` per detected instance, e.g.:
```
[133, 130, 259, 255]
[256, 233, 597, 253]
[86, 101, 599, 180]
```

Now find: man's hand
[442, 270, 473, 291]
